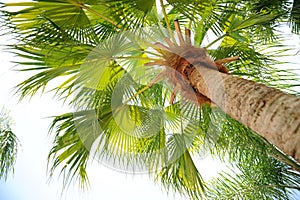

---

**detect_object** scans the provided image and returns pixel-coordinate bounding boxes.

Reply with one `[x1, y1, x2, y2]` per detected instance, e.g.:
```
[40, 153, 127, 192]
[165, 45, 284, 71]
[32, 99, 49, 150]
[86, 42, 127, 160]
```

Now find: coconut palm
[1, 0, 300, 199]
[0, 107, 18, 181]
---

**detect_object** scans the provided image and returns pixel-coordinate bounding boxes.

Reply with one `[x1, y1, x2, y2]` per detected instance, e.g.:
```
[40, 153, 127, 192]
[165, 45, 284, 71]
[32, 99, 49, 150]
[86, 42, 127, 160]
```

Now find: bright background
[0, 22, 225, 200]
[0, 3, 300, 199]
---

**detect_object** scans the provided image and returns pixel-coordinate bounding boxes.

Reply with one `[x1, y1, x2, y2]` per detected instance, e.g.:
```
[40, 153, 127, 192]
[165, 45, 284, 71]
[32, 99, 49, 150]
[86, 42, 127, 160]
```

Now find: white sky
[0, 24, 225, 200]
[0, 1, 300, 200]
[0, 36, 187, 199]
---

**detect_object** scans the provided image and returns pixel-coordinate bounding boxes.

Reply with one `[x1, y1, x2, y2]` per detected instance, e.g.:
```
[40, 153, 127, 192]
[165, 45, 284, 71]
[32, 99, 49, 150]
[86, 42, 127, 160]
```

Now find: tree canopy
[1, 0, 300, 199]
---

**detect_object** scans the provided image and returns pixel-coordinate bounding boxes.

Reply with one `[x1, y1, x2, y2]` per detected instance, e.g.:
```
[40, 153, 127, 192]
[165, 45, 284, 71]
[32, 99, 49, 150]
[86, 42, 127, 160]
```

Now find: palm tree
[1, 0, 300, 199]
[0, 107, 18, 181]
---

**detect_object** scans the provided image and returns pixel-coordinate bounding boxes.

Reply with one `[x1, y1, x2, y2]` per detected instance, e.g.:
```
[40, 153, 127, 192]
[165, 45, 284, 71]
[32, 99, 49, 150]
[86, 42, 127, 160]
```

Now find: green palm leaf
[48, 112, 92, 189]
[0, 108, 18, 181]
[2, 0, 300, 199]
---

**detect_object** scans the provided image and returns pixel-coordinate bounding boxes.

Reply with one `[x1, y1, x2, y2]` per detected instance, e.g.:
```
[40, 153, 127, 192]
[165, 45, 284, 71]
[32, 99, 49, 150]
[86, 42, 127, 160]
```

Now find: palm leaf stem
[69, 0, 121, 29]
[269, 147, 300, 172]
[205, 32, 228, 49]
[159, 0, 175, 43]
[113, 86, 149, 114]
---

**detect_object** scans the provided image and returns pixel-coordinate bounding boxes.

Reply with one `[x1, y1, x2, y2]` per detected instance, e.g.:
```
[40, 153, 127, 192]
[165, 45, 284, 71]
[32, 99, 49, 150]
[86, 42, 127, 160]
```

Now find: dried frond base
[146, 20, 239, 106]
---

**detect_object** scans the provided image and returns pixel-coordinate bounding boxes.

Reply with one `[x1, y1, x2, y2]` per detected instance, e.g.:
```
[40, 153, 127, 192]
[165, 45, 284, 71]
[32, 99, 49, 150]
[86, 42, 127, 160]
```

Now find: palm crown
[1, 0, 300, 199]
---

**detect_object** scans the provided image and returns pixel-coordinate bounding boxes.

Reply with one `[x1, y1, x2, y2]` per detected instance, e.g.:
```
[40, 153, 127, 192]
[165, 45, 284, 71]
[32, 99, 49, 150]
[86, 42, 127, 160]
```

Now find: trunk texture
[188, 66, 300, 163]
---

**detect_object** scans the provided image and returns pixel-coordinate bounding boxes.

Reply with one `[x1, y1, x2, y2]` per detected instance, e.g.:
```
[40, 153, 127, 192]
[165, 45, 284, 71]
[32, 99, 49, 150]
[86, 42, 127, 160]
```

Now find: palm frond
[12, 44, 91, 99]
[48, 112, 92, 189]
[158, 148, 205, 199]
[210, 37, 300, 94]
[205, 161, 300, 200]
[104, 0, 156, 30]
[290, 0, 300, 34]
[3, 1, 93, 41]
[2, 1, 300, 199]
[0, 108, 18, 181]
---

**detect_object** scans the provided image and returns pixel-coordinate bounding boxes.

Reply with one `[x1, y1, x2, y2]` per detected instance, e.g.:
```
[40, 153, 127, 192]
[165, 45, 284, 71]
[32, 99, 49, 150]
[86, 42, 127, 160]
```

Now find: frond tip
[48, 113, 90, 189]
[0, 108, 18, 181]
[157, 150, 205, 199]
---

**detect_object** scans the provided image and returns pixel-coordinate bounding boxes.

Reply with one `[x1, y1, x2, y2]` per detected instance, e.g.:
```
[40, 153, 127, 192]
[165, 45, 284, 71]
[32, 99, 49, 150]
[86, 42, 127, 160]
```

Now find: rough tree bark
[188, 66, 300, 163]
[148, 21, 300, 164]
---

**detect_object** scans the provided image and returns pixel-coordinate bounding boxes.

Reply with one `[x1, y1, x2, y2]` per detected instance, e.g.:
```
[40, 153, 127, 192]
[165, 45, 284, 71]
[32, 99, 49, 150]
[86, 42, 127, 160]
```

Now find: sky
[0, 2, 300, 200]
[0, 14, 224, 200]
[0, 35, 188, 199]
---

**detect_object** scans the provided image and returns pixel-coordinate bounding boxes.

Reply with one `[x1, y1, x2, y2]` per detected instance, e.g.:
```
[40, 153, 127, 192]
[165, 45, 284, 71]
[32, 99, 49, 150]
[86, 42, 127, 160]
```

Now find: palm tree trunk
[188, 66, 300, 163]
